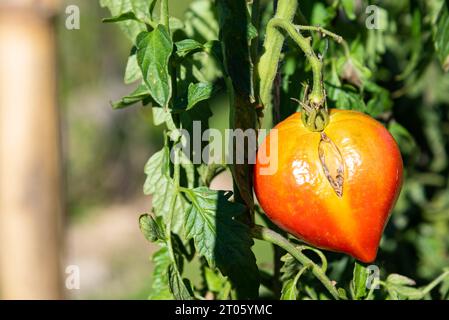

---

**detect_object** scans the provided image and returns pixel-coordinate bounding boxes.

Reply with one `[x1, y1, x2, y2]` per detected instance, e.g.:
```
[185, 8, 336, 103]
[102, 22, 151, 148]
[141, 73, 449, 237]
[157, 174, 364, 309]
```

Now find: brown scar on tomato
[319, 132, 345, 197]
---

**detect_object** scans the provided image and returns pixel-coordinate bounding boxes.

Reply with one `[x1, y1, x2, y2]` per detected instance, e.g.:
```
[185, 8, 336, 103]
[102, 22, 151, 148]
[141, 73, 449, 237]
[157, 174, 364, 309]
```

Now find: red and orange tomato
[254, 109, 403, 263]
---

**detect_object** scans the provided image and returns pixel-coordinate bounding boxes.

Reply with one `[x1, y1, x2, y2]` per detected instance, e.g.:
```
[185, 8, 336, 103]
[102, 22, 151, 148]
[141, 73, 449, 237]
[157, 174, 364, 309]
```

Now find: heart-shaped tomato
[254, 109, 403, 263]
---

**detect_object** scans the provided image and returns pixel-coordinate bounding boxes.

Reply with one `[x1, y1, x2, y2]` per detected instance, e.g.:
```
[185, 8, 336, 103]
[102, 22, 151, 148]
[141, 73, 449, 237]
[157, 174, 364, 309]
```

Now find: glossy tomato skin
[254, 109, 403, 263]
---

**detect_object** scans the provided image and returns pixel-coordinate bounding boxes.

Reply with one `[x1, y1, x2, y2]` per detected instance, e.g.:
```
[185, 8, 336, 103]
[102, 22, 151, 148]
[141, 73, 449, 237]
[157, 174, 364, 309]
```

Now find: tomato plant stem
[258, 0, 348, 131]
[251, 225, 343, 299]
[295, 25, 350, 58]
[419, 269, 449, 297]
[268, 18, 324, 106]
[160, 0, 170, 30]
[258, 0, 297, 110]
[217, 0, 257, 225]
[166, 148, 181, 268]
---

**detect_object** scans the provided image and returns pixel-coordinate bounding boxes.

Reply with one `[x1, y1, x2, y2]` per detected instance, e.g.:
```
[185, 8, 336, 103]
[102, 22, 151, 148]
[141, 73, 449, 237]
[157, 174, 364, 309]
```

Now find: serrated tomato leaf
[124, 50, 141, 84]
[148, 247, 173, 300]
[102, 11, 141, 23]
[280, 253, 301, 282]
[175, 39, 204, 58]
[143, 144, 186, 234]
[184, 187, 259, 299]
[186, 83, 216, 110]
[351, 262, 368, 299]
[100, 0, 149, 40]
[386, 274, 416, 286]
[280, 279, 298, 300]
[136, 26, 173, 108]
[167, 264, 195, 300]
[111, 83, 150, 109]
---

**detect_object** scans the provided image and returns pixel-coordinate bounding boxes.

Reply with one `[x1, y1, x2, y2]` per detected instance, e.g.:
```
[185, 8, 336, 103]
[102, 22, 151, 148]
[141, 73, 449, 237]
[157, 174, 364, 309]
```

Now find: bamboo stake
[0, 0, 63, 299]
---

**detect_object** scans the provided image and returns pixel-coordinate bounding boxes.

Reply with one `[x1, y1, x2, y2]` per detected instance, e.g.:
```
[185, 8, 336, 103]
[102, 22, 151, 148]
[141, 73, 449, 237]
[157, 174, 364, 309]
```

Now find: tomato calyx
[296, 85, 329, 132]
[301, 107, 329, 132]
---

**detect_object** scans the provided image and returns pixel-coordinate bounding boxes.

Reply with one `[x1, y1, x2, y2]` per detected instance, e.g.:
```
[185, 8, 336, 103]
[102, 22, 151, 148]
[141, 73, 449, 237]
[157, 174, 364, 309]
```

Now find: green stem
[296, 25, 350, 58]
[258, 0, 297, 109]
[269, 18, 324, 105]
[365, 278, 380, 300]
[166, 194, 177, 263]
[420, 269, 449, 297]
[273, 245, 284, 297]
[161, 0, 170, 31]
[251, 225, 342, 300]
[166, 148, 181, 266]
[251, 0, 261, 106]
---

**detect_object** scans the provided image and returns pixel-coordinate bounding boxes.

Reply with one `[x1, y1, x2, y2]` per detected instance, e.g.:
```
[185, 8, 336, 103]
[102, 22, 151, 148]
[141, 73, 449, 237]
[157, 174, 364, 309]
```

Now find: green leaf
[351, 262, 368, 300]
[386, 287, 399, 300]
[280, 279, 298, 300]
[139, 214, 165, 243]
[280, 253, 312, 300]
[329, 84, 366, 112]
[397, 9, 422, 80]
[102, 11, 141, 23]
[179, 151, 195, 189]
[304, 285, 318, 300]
[148, 247, 173, 300]
[388, 121, 416, 155]
[389, 285, 423, 300]
[365, 81, 392, 116]
[175, 39, 204, 58]
[148, 0, 157, 17]
[386, 274, 422, 300]
[422, 110, 447, 172]
[204, 266, 228, 293]
[152, 107, 177, 129]
[280, 253, 301, 282]
[124, 51, 141, 84]
[247, 22, 258, 41]
[341, 0, 356, 20]
[143, 146, 171, 200]
[100, 0, 149, 40]
[111, 83, 150, 109]
[168, 264, 195, 300]
[197, 164, 227, 187]
[440, 277, 449, 299]
[169, 17, 185, 31]
[433, 2, 449, 72]
[386, 274, 416, 286]
[337, 40, 372, 87]
[184, 187, 259, 299]
[187, 83, 216, 110]
[143, 144, 186, 234]
[327, 59, 366, 112]
[185, 0, 219, 41]
[338, 288, 349, 300]
[310, 2, 337, 26]
[136, 26, 173, 108]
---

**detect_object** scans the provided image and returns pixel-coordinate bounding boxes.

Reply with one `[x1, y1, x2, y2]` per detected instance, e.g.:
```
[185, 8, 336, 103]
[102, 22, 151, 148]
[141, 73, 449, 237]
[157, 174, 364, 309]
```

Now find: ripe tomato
[254, 109, 403, 263]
